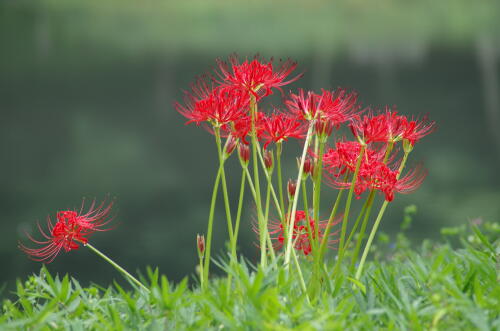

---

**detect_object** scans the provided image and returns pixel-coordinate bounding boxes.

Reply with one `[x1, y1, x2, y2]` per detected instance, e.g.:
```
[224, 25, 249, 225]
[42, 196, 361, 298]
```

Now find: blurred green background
[1, 0, 500, 290]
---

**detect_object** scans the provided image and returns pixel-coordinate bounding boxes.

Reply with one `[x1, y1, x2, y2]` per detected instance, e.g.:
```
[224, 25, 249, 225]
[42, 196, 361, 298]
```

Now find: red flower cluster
[175, 55, 361, 151]
[350, 107, 435, 145]
[324, 141, 428, 201]
[19, 199, 114, 263]
[267, 211, 340, 256]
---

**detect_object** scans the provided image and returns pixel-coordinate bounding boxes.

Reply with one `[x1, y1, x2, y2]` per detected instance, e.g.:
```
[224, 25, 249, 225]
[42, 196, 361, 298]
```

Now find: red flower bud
[288, 179, 297, 198]
[314, 119, 333, 139]
[223, 135, 238, 158]
[238, 144, 250, 164]
[264, 150, 273, 170]
[196, 234, 205, 258]
[303, 157, 314, 177]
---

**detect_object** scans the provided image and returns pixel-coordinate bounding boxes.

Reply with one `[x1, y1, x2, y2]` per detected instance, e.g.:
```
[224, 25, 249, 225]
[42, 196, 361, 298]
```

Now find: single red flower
[175, 78, 249, 127]
[19, 198, 114, 263]
[221, 111, 265, 145]
[266, 211, 341, 256]
[350, 107, 432, 146]
[403, 115, 436, 146]
[286, 88, 360, 124]
[323, 141, 385, 178]
[259, 111, 305, 149]
[215, 54, 301, 99]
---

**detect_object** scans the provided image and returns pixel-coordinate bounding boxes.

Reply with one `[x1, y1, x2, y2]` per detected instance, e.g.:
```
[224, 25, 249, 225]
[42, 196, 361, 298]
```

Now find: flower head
[266, 211, 341, 256]
[259, 111, 305, 149]
[215, 54, 301, 98]
[349, 107, 434, 146]
[286, 88, 360, 124]
[175, 78, 249, 127]
[403, 115, 436, 146]
[19, 198, 114, 263]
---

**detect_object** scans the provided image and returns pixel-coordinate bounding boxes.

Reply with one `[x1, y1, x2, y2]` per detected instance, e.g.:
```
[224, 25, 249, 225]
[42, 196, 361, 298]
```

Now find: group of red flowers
[20, 54, 434, 265]
[174, 55, 434, 255]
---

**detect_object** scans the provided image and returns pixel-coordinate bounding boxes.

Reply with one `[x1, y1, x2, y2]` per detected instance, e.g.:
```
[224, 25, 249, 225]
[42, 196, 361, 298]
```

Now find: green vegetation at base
[2, 221, 499, 330]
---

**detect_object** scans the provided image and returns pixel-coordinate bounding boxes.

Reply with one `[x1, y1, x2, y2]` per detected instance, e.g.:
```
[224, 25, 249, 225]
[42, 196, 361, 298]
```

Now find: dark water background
[1, 1, 499, 291]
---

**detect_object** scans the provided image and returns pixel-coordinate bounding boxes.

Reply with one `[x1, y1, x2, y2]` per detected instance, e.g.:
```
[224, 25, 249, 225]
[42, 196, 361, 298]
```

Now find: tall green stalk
[348, 190, 375, 273]
[355, 150, 410, 280]
[312, 140, 326, 243]
[333, 145, 365, 276]
[276, 142, 286, 218]
[317, 175, 347, 261]
[214, 128, 235, 259]
[249, 95, 266, 267]
[203, 167, 222, 287]
[85, 243, 149, 293]
[283, 122, 315, 269]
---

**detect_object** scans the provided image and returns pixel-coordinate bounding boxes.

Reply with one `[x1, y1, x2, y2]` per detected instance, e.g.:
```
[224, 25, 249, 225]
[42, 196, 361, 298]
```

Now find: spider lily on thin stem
[19, 198, 149, 292]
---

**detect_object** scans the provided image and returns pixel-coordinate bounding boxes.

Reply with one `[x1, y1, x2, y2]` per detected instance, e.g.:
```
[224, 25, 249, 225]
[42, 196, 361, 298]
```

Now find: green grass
[2, 222, 499, 330]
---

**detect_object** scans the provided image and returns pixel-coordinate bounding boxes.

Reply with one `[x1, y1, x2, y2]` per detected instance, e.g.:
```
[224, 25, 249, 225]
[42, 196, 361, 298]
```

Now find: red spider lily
[350, 107, 432, 146]
[266, 211, 341, 256]
[259, 112, 305, 149]
[286, 88, 360, 124]
[222, 112, 265, 145]
[327, 153, 427, 201]
[375, 164, 428, 202]
[215, 54, 301, 98]
[19, 199, 114, 263]
[403, 115, 436, 146]
[323, 141, 385, 178]
[175, 80, 249, 127]
[349, 109, 393, 144]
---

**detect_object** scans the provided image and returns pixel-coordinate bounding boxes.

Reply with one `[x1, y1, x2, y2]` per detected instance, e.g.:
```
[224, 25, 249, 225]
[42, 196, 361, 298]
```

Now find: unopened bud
[238, 144, 250, 165]
[223, 136, 238, 159]
[196, 234, 205, 258]
[303, 157, 314, 178]
[264, 150, 274, 171]
[287, 179, 297, 198]
[314, 119, 333, 140]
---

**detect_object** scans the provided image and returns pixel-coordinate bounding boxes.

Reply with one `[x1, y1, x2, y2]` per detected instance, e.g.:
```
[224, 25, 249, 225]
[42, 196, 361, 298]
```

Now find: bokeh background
[2, 0, 500, 291]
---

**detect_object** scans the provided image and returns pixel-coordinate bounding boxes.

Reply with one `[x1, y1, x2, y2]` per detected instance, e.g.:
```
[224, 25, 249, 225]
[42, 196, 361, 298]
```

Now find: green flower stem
[214, 128, 235, 259]
[355, 150, 410, 280]
[276, 142, 286, 218]
[333, 145, 366, 276]
[284, 122, 315, 269]
[255, 143, 283, 219]
[249, 95, 267, 267]
[312, 140, 326, 243]
[346, 142, 393, 274]
[232, 168, 247, 258]
[348, 190, 375, 273]
[199, 256, 204, 289]
[301, 179, 316, 255]
[243, 166, 257, 200]
[226, 168, 247, 294]
[264, 179, 276, 262]
[317, 176, 347, 261]
[345, 190, 375, 251]
[203, 167, 222, 287]
[85, 243, 149, 293]
[291, 248, 311, 305]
